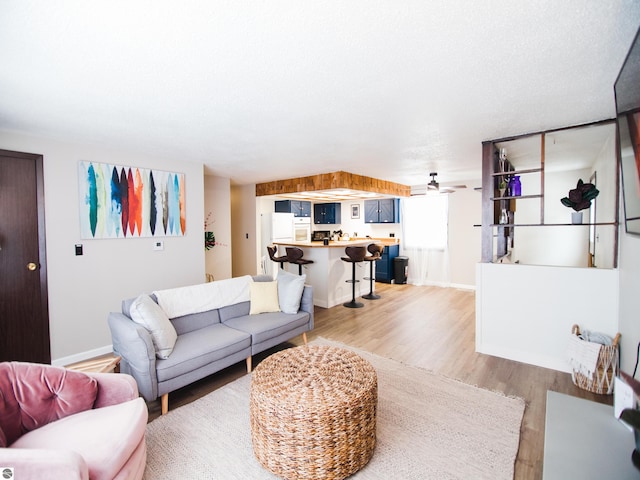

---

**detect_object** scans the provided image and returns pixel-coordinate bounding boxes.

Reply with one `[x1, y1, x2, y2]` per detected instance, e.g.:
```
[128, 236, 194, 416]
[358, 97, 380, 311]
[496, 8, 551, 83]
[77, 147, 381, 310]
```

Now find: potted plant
[204, 231, 216, 250]
[619, 371, 640, 470]
[498, 179, 507, 197]
[204, 211, 217, 251]
[560, 179, 599, 224]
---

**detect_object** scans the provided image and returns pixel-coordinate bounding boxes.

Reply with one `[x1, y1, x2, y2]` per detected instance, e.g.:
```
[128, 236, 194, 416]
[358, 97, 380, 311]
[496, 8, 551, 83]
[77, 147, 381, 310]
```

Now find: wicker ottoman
[250, 345, 378, 480]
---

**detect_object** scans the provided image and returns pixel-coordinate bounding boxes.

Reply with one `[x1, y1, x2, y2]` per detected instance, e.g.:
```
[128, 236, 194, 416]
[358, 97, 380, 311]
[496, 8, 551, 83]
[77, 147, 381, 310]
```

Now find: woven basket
[250, 345, 377, 480]
[570, 324, 620, 395]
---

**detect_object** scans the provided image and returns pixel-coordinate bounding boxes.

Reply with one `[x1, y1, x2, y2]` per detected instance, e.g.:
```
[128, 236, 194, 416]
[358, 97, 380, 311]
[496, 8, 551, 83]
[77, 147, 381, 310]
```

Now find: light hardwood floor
[145, 282, 612, 480]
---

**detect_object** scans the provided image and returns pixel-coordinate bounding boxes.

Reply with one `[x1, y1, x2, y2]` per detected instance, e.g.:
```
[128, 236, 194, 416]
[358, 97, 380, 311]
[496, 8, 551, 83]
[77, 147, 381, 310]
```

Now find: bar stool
[341, 246, 367, 308]
[267, 245, 288, 270]
[286, 247, 314, 275]
[362, 243, 384, 300]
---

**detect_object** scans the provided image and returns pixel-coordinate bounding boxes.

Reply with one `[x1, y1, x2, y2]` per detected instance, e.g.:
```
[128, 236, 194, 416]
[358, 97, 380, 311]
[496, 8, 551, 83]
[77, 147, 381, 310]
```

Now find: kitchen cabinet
[275, 200, 312, 217]
[364, 198, 400, 223]
[314, 203, 341, 224]
[375, 244, 399, 283]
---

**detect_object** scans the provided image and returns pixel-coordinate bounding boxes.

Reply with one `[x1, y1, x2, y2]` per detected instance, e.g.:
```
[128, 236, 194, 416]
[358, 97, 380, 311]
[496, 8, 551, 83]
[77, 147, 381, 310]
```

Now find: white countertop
[274, 238, 399, 248]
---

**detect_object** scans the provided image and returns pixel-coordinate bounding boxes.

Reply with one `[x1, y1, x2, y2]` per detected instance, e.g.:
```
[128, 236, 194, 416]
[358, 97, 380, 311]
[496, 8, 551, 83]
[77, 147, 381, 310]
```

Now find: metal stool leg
[362, 261, 380, 300]
[343, 261, 364, 308]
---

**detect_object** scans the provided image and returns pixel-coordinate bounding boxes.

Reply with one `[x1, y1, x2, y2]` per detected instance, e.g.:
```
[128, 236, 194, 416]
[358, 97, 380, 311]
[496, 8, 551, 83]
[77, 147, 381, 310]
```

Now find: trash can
[394, 256, 408, 284]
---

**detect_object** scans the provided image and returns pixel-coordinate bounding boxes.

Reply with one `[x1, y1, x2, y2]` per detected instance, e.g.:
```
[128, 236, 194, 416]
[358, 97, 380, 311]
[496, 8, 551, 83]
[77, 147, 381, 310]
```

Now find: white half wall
[476, 262, 619, 372]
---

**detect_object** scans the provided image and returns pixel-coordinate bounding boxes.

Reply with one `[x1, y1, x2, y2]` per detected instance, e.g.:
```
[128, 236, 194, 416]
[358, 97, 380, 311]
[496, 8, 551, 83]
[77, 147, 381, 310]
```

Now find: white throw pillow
[249, 281, 281, 315]
[277, 270, 306, 314]
[129, 294, 177, 359]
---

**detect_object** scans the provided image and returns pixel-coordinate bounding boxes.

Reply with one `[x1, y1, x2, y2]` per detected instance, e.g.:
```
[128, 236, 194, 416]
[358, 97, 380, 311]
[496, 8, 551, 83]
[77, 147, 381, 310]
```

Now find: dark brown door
[0, 149, 50, 363]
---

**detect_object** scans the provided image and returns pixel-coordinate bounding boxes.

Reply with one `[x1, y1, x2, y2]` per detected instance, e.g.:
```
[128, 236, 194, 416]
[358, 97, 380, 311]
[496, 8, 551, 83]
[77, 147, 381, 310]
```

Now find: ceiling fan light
[427, 172, 439, 191]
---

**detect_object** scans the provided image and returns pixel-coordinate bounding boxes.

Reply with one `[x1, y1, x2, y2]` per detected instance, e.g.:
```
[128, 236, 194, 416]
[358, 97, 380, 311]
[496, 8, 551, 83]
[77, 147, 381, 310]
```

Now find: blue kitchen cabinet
[275, 200, 312, 217]
[313, 203, 341, 224]
[364, 198, 400, 223]
[375, 244, 399, 283]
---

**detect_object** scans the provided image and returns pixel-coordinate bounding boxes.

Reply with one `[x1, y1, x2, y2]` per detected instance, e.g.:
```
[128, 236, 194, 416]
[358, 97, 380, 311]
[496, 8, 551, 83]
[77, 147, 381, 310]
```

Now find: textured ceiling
[0, 1, 639, 188]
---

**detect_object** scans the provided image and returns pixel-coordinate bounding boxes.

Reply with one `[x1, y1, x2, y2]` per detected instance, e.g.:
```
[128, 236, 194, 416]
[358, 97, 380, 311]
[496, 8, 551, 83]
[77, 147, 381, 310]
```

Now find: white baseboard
[449, 282, 475, 291]
[477, 342, 571, 373]
[53, 344, 114, 367]
[409, 280, 476, 291]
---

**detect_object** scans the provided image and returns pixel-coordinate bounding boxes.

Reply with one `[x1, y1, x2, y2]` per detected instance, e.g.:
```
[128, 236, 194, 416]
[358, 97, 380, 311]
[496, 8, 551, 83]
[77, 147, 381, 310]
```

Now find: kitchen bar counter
[274, 238, 398, 308]
[275, 237, 400, 248]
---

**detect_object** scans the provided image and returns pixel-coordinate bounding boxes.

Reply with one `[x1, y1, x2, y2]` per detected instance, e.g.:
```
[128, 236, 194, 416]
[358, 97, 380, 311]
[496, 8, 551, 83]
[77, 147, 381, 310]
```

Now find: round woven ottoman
[250, 345, 378, 480]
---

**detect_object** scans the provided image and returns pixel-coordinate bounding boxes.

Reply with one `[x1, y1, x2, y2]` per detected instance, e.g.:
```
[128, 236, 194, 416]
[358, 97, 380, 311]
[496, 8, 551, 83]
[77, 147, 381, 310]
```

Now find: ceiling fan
[411, 172, 467, 195]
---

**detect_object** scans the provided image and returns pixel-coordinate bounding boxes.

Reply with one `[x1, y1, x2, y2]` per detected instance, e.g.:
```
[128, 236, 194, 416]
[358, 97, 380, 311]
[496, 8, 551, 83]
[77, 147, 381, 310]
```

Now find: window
[403, 195, 448, 249]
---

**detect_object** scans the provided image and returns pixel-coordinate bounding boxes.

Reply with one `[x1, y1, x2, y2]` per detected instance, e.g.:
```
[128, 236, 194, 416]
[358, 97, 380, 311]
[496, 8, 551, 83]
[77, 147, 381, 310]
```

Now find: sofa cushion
[277, 270, 306, 314]
[249, 280, 280, 315]
[129, 294, 177, 359]
[11, 397, 147, 480]
[218, 301, 250, 322]
[170, 309, 221, 335]
[0, 362, 98, 447]
[155, 324, 251, 382]
[223, 311, 310, 345]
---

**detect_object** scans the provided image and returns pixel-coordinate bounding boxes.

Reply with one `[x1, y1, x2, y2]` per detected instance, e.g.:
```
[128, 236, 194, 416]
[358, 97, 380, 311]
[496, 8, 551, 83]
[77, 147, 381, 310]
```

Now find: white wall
[337, 202, 402, 239]
[476, 262, 619, 372]
[0, 130, 205, 364]
[231, 184, 258, 277]
[256, 195, 278, 275]
[447, 183, 482, 288]
[514, 168, 592, 267]
[506, 126, 617, 269]
[341, 190, 481, 289]
[591, 132, 618, 269]
[204, 175, 232, 281]
[618, 224, 640, 373]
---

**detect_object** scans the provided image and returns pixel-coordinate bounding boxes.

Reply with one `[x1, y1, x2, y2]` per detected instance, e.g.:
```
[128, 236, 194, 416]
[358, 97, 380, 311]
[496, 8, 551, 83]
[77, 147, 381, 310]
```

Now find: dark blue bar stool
[267, 245, 288, 270]
[363, 243, 384, 300]
[286, 247, 314, 275]
[341, 246, 367, 308]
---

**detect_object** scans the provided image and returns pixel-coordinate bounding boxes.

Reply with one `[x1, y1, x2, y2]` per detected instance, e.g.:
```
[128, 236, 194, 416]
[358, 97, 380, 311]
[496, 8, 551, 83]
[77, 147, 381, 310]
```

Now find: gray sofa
[108, 274, 313, 414]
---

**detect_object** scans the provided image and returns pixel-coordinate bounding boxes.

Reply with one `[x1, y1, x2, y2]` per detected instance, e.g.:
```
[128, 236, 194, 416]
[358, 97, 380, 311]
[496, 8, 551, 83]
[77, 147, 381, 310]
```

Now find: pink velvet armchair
[0, 361, 148, 480]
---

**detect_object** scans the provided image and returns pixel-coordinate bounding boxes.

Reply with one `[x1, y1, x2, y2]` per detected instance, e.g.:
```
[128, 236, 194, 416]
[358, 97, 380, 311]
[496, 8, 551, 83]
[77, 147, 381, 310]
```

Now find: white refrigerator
[261, 212, 294, 277]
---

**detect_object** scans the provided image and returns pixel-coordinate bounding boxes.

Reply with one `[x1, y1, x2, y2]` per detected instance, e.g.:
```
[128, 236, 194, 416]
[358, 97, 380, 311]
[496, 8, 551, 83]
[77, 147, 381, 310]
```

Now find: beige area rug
[143, 338, 525, 480]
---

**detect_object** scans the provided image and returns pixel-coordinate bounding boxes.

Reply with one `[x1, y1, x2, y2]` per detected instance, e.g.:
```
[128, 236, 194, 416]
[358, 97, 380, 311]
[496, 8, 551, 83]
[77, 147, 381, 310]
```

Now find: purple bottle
[509, 176, 521, 196]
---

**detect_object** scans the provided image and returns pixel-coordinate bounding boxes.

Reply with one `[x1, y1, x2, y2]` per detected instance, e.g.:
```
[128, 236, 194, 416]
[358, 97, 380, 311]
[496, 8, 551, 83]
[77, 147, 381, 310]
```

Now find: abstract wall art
[78, 161, 186, 239]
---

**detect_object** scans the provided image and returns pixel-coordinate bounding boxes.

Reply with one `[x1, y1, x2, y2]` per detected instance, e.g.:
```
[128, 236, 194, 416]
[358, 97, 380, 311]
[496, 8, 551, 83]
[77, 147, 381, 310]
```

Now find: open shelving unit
[480, 119, 619, 267]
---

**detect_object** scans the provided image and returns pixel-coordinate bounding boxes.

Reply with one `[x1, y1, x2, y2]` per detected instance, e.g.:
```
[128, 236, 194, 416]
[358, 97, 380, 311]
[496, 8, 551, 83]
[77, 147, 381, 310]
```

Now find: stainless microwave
[311, 230, 330, 242]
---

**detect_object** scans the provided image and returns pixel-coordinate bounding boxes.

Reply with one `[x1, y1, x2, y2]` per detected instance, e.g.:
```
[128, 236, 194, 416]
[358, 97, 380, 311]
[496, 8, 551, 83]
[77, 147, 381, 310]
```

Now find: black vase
[632, 428, 640, 471]
[632, 449, 640, 470]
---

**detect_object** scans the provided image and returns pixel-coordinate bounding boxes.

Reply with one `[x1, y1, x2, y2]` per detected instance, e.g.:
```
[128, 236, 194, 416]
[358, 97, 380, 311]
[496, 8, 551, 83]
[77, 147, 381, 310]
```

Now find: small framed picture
[351, 204, 360, 219]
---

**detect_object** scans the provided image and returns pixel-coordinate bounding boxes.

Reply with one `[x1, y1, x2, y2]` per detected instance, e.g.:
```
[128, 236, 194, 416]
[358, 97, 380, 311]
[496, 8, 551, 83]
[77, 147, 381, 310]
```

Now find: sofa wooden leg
[246, 356, 252, 373]
[302, 332, 308, 345]
[161, 393, 168, 415]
